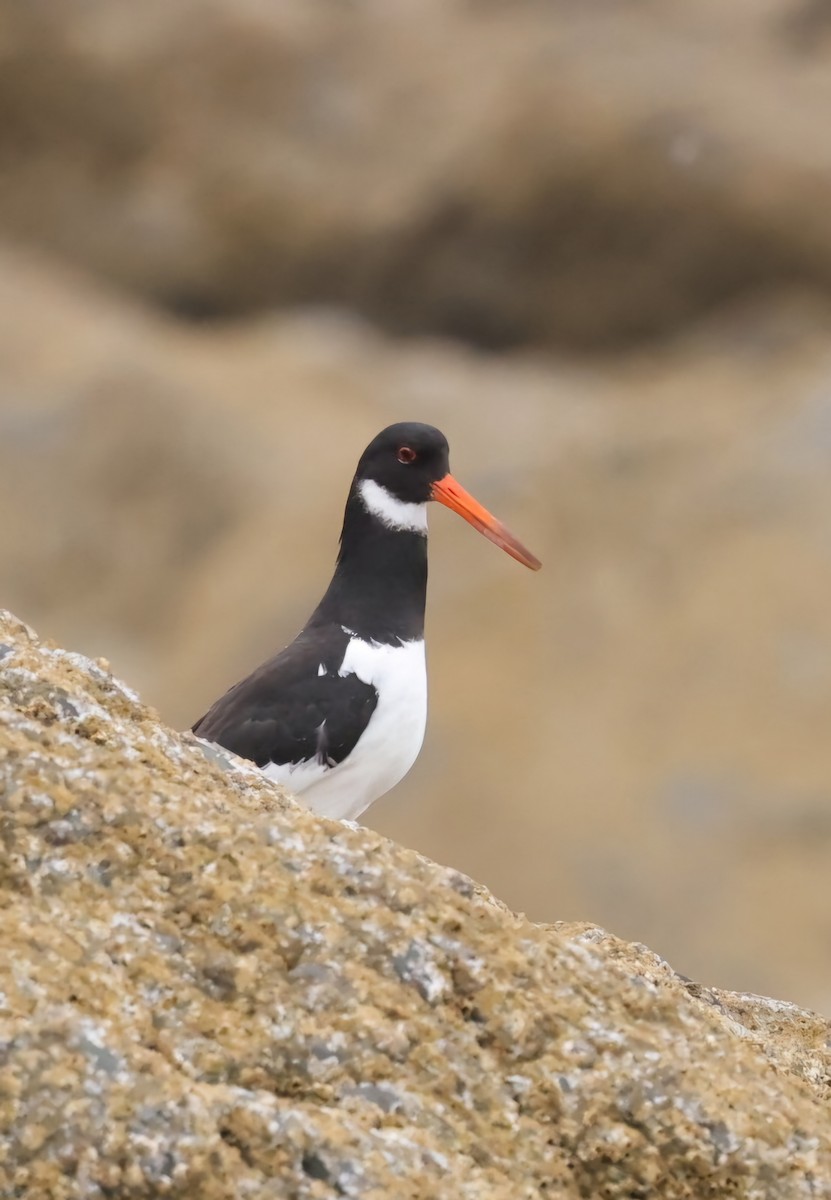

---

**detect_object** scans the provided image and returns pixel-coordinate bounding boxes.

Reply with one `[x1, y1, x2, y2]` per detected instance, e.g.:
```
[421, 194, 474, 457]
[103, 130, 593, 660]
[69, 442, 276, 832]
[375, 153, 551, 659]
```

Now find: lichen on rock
[1, 608, 830, 1198]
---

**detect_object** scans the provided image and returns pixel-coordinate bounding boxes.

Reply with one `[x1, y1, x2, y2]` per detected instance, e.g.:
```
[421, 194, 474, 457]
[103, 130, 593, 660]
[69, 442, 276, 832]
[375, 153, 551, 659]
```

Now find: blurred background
[2, 0, 831, 1012]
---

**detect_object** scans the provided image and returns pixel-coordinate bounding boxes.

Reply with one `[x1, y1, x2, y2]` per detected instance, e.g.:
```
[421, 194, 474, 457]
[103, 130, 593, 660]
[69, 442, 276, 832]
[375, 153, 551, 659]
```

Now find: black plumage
[193, 625, 378, 769]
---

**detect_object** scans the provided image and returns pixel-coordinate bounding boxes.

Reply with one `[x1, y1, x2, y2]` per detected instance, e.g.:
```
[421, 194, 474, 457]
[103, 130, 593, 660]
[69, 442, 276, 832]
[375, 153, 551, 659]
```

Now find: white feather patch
[262, 636, 427, 821]
[358, 479, 427, 535]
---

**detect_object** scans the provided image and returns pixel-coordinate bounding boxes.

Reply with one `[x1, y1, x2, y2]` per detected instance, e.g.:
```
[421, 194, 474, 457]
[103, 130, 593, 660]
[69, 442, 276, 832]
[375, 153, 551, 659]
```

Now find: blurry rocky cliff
[2, 609, 831, 1198]
[2, 0, 831, 1011]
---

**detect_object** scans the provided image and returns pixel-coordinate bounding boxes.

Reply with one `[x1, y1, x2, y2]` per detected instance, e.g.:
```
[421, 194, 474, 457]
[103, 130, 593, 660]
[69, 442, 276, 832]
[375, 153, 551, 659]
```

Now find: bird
[192, 422, 540, 821]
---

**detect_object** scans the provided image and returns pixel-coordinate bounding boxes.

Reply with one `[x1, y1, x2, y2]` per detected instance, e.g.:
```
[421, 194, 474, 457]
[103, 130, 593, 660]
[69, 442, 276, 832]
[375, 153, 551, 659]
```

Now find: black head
[354, 422, 450, 504]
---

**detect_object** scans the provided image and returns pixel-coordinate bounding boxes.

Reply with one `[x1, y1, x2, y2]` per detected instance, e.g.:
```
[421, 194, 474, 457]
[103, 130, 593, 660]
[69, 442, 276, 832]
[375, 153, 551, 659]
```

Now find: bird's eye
[397, 446, 417, 464]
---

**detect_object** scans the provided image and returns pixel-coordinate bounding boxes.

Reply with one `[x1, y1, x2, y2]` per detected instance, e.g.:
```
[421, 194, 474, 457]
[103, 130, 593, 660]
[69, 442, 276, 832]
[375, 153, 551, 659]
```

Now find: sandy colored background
[3, 0, 831, 1012]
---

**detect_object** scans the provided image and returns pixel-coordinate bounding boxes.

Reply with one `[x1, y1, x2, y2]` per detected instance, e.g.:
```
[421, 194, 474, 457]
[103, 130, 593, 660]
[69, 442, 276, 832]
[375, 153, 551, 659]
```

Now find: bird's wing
[191, 628, 378, 769]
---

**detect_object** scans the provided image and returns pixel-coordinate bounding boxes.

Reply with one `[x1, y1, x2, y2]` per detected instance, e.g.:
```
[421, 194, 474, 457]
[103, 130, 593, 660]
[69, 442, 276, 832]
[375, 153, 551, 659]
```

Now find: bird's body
[261, 633, 427, 820]
[193, 423, 539, 820]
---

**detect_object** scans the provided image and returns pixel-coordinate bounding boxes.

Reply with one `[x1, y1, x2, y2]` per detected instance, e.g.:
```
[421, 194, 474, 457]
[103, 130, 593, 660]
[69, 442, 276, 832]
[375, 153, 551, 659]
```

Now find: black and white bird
[192, 422, 540, 821]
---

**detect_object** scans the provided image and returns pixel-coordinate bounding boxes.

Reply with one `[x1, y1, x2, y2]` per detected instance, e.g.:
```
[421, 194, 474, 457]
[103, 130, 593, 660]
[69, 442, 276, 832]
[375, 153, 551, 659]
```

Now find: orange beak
[431, 474, 541, 571]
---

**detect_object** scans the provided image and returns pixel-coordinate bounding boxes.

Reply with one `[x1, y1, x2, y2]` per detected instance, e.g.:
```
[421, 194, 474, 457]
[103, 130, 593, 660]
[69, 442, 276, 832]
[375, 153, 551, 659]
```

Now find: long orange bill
[431, 474, 541, 571]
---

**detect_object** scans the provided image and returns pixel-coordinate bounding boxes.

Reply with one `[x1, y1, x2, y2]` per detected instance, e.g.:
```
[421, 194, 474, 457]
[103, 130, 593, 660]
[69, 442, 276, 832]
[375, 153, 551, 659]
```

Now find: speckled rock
[557, 923, 831, 1106]
[1, 609, 831, 1199]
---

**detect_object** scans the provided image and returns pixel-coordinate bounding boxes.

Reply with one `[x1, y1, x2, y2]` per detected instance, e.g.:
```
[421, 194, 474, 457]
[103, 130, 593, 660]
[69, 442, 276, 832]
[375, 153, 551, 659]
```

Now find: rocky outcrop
[1, 608, 830, 1197]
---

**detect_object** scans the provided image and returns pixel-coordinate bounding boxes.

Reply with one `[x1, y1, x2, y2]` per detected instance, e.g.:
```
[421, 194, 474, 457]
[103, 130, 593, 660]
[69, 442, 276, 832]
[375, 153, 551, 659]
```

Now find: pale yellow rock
[1, 609, 831, 1197]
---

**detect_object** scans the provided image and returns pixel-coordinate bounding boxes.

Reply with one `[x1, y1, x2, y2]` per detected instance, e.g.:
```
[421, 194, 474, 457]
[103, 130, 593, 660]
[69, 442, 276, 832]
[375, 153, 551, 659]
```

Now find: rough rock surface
[1, 608, 831, 1198]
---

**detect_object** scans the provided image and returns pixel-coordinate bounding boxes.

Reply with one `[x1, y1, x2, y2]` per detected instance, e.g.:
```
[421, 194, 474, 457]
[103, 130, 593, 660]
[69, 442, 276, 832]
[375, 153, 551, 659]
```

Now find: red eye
[397, 446, 417, 464]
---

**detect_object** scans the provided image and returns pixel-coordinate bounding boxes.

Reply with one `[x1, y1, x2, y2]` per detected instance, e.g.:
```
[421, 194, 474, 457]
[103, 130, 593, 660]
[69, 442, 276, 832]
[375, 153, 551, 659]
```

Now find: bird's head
[354, 422, 541, 570]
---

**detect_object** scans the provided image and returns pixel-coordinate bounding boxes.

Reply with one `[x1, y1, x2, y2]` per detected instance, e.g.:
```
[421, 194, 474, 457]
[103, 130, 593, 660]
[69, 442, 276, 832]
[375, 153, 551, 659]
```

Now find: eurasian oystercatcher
[192, 422, 540, 820]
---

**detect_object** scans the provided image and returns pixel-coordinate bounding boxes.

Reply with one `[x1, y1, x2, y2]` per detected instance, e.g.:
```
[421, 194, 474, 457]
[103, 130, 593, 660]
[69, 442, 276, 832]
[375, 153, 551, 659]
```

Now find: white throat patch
[358, 479, 428, 535]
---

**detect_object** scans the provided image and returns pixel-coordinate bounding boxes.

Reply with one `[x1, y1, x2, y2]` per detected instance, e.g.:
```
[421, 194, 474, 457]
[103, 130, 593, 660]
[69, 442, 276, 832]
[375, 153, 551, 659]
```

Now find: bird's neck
[308, 491, 428, 643]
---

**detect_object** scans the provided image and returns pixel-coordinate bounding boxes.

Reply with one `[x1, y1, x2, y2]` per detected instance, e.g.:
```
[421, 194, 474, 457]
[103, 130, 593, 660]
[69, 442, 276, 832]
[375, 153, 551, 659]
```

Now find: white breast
[263, 635, 427, 821]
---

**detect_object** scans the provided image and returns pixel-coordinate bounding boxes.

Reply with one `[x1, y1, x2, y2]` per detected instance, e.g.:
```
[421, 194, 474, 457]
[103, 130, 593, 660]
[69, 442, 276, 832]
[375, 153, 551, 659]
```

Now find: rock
[1, 608, 831, 1197]
[559, 922, 831, 1104]
[1, 1, 831, 348]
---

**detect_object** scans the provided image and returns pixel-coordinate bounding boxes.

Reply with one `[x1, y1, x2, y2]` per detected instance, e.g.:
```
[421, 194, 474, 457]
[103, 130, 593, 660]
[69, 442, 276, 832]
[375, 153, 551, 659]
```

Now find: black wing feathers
[192, 627, 378, 769]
